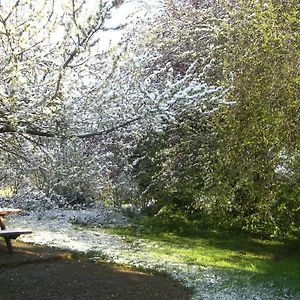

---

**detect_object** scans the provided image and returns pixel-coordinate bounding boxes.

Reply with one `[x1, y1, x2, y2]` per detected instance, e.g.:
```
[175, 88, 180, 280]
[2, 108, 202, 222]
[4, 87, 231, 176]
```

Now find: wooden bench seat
[0, 229, 32, 253]
[0, 229, 32, 239]
[0, 209, 32, 253]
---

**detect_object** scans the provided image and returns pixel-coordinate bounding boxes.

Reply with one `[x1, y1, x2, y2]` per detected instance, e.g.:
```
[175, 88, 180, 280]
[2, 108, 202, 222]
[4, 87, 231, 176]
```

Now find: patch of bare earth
[0, 240, 189, 300]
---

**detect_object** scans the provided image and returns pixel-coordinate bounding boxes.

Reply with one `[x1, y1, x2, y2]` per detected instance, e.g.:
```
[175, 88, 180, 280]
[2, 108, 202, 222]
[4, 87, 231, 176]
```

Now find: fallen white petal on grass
[10, 210, 298, 300]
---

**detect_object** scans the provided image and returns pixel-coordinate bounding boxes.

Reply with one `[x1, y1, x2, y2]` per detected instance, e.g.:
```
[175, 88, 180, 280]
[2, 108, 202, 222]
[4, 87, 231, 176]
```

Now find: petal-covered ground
[9, 209, 298, 300]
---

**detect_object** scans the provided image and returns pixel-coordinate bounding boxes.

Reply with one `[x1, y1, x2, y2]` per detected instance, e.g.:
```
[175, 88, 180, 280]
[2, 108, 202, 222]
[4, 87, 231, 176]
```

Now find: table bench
[0, 208, 32, 253]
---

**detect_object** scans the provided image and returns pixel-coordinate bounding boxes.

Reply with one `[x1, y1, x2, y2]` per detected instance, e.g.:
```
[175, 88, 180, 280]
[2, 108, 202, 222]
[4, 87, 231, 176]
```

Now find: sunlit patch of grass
[106, 225, 300, 294]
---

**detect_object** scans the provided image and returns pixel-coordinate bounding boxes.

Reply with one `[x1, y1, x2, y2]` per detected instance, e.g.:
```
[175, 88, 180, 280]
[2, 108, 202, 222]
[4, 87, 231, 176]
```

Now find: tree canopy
[0, 0, 299, 238]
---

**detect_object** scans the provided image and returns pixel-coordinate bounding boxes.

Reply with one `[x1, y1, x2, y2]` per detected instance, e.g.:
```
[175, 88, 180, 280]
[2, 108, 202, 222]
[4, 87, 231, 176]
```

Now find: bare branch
[77, 116, 143, 138]
[0, 125, 56, 137]
[0, 116, 143, 139]
[3, 0, 21, 23]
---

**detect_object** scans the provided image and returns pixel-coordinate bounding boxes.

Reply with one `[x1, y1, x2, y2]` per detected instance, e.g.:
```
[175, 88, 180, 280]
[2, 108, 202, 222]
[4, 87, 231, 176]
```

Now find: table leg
[0, 217, 14, 254]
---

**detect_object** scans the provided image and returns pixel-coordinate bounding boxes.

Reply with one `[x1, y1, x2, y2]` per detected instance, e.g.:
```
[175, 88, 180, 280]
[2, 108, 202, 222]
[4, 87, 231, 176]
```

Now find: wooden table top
[0, 208, 21, 216]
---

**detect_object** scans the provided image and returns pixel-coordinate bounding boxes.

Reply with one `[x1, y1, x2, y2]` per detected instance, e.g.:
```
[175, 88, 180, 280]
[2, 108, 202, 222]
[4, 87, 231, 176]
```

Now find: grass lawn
[106, 224, 300, 297]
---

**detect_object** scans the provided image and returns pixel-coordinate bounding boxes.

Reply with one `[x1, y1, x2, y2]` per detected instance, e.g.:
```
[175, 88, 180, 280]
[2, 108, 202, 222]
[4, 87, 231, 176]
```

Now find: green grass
[106, 224, 300, 295]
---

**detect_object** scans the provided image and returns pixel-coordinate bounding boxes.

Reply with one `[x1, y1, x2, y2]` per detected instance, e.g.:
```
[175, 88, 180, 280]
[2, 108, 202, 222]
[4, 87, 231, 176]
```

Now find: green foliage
[137, 206, 199, 235]
[131, 113, 215, 213]
[211, 0, 300, 238]
[132, 0, 300, 239]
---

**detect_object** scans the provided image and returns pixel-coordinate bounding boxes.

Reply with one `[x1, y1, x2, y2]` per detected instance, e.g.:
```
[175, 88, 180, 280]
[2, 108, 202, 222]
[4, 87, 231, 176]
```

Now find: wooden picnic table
[0, 208, 32, 253]
[0, 208, 21, 217]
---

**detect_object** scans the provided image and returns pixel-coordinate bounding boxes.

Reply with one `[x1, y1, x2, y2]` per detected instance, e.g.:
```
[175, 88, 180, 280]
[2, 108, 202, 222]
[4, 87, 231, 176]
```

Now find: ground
[0, 240, 189, 300]
[7, 210, 300, 299]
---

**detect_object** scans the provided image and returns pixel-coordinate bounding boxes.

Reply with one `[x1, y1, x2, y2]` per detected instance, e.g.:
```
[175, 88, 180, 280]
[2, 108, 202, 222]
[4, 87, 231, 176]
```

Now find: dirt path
[0, 241, 189, 300]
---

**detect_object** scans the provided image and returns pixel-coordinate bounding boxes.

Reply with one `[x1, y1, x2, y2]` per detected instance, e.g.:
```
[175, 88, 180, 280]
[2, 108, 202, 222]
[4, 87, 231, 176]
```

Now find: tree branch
[0, 125, 56, 137]
[76, 116, 142, 138]
[0, 116, 143, 139]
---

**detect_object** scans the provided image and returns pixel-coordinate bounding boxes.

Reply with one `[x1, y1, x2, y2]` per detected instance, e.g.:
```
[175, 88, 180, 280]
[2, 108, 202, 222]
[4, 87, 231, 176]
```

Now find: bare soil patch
[0, 240, 189, 300]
